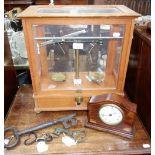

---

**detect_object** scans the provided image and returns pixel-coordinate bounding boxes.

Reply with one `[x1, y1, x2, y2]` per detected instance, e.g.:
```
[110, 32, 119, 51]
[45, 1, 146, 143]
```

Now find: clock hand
[102, 113, 120, 117]
[101, 114, 113, 117]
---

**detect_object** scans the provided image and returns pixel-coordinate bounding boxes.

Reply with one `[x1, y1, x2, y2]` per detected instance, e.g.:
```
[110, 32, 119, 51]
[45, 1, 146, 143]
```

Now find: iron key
[4, 113, 77, 149]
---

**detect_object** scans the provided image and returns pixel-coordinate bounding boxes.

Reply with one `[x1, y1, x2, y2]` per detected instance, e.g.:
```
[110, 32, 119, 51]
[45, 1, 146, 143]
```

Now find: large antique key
[4, 113, 77, 149]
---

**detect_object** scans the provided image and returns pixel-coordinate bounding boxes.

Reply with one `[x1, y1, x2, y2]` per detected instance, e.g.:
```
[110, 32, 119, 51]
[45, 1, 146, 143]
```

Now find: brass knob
[75, 96, 83, 105]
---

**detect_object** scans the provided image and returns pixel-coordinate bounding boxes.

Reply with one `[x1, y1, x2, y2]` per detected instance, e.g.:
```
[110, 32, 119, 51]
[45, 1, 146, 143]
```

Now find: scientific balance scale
[19, 5, 140, 112]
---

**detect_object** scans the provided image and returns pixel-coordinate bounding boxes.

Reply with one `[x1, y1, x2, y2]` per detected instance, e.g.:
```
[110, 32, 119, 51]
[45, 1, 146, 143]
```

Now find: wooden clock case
[18, 5, 140, 112]
[85, 93, 137, 139]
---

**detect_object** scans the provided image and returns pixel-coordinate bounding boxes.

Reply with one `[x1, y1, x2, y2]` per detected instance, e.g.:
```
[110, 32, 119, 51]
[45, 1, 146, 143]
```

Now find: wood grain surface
[4, 85, 151, 155]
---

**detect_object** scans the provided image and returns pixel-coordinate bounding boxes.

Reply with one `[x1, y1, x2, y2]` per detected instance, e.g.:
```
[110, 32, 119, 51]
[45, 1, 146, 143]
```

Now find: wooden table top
[4, 85, 151, 155]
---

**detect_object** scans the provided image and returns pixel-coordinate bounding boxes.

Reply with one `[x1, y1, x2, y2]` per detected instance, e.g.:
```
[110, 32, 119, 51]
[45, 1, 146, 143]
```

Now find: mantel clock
[85, 93, 137, 138]
[19, 5, 140, 112]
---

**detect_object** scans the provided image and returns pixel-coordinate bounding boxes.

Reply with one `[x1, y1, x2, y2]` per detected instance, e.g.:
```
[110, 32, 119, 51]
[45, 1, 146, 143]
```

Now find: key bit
[62, 118, 77, 129]
[53, 128, 86, 143]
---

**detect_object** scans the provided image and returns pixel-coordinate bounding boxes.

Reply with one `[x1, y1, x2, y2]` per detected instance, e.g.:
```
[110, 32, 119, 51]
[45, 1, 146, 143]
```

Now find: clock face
[99, 104, 123, 125]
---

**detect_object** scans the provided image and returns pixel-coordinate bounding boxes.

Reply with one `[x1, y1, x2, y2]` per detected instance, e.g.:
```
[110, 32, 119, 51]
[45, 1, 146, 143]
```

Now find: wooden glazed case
[18, 5, 140, 112]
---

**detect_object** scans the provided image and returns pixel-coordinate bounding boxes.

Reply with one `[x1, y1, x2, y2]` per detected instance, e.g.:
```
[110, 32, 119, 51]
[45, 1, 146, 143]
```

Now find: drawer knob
[75, 96, 83, 105]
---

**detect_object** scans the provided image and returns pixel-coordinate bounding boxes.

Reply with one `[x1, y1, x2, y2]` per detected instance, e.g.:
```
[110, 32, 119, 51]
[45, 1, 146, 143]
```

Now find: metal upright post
[75, 49, 80, 79]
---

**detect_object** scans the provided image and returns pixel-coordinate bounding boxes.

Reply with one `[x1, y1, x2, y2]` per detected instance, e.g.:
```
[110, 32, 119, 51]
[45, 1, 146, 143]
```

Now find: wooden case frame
[19, 5, 140, 112]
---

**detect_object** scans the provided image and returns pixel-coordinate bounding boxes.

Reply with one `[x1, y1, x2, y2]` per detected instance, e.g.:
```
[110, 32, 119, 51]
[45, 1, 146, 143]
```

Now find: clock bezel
[98, 103, 124, 126]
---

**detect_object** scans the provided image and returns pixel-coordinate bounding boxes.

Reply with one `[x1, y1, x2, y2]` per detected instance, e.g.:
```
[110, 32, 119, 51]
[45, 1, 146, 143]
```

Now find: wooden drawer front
[34, 96, 90, 111]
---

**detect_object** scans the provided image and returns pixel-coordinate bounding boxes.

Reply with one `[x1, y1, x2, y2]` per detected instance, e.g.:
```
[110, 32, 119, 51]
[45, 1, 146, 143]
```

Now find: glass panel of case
[32, 24, 125, 90]
[37, 7, 121, 14]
